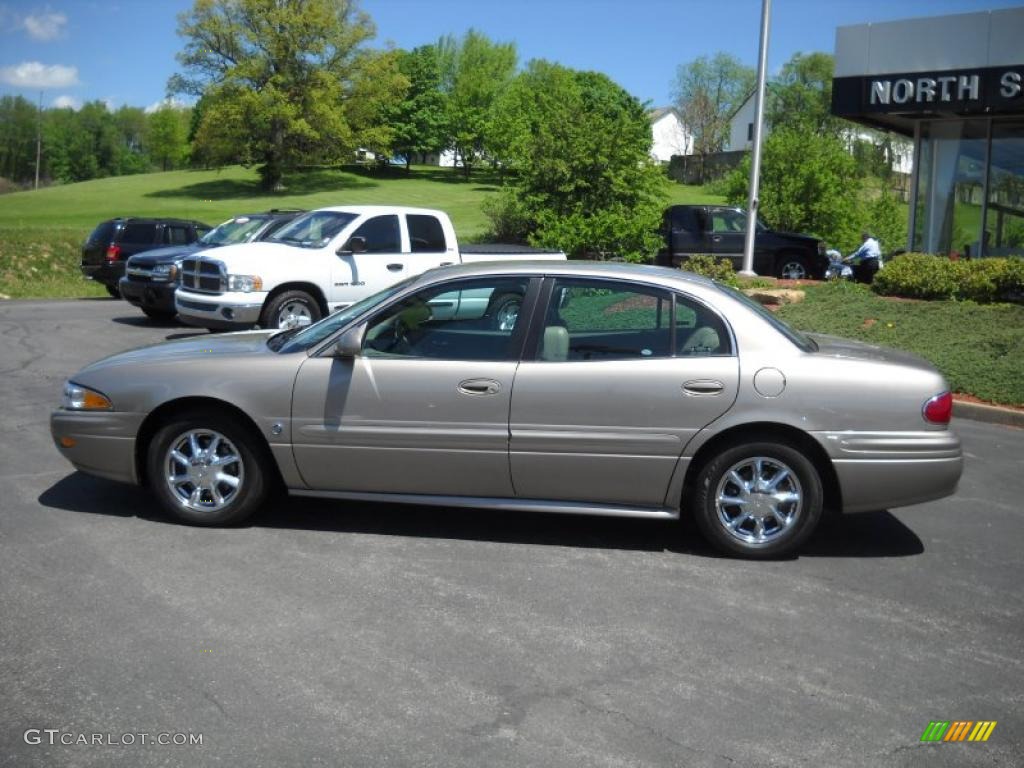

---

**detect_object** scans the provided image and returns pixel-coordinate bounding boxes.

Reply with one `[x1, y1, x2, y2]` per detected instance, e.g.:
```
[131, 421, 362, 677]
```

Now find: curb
[953, 399, 1024, 428]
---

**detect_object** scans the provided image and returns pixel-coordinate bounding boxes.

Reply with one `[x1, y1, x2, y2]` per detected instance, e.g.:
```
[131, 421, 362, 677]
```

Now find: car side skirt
[288, 489, 680, 520]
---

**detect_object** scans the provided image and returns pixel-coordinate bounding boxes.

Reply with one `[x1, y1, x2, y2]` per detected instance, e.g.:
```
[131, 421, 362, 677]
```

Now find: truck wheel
[775, 256, 809, 280]
[690, 438, 823, 559]
[486, 292, 523, 331]
[105, 284, 121, 299]
[261, 290, 322, 330]
[147, 410, 268, 526]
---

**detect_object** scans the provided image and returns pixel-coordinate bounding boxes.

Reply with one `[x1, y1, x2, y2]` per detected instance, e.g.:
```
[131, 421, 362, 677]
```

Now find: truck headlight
[62, 381, 112, 411]
[227, 274, 263, 292]
[152, 262, 180, 281]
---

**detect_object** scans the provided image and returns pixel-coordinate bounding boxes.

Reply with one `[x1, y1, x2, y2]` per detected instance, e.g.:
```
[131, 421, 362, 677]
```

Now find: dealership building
[832, 7, 1024, 257]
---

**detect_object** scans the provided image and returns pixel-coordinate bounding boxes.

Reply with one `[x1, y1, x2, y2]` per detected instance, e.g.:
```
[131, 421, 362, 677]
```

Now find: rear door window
[407, 214, 447, 253]
[120, 222, 157, 244]
[164, 226, 191, 245]
[350, 215, 401, 253]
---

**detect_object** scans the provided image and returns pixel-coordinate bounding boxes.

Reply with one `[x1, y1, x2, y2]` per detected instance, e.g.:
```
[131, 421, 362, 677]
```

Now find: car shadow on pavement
[38, 472, 924, 558]
[111, 315, 181, 329]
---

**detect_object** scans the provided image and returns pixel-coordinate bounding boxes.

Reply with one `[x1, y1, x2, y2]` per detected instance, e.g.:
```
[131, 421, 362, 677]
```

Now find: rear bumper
[50, 409, 144, 485]
[118, 278, 176, 312]
[81, 261, 125, 287]
[175, 289, 265, 329]
[812, 430, 963, 513]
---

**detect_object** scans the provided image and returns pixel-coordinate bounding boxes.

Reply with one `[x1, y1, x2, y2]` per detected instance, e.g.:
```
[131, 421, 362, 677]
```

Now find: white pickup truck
[174, 205, 565, 330]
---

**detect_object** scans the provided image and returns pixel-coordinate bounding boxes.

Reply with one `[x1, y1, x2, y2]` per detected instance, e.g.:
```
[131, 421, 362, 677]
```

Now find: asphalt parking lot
[1, 297, 1022, 767]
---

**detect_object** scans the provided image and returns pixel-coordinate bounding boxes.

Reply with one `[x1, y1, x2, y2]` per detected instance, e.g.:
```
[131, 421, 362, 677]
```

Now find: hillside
[0, 165, 722, 298]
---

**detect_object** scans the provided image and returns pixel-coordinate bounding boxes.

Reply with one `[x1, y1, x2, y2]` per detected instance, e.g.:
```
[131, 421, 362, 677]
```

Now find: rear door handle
[683, 379, 725, 395]
[386, 263, 405, 272]
[458, 378, 501, 396]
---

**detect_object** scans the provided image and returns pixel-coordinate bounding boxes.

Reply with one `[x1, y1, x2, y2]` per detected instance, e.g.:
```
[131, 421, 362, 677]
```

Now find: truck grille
[180, 258, 225, 294]
[125, 265, 153, 282]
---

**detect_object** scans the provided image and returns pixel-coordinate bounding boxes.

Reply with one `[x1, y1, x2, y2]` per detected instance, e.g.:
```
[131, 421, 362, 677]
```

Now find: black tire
[141, 307, 176, 323]
[260, 290, 322, 330]
[485, 292, 523, 331]
[105, 284, 121, 299]
[775, 254, 810, 280]
[147, 410, 269, 526]
[690, 438, 823, 559]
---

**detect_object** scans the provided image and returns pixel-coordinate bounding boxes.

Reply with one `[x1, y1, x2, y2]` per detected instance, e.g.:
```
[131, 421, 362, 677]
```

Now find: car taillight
[105, 245, 122, 262]
[923, 391, 952, 424]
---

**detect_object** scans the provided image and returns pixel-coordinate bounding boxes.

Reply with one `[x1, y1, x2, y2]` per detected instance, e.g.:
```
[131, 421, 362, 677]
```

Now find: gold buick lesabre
[52, 262, 963, 558]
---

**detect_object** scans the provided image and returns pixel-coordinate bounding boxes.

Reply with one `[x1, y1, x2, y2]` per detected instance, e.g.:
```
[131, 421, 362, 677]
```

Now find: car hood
[809, 334, 937, 372]
[764, 230, 819, 245]
[126, 243, 204, 267]
[74, 330, 280, 379]
[198, 241, 304, 272]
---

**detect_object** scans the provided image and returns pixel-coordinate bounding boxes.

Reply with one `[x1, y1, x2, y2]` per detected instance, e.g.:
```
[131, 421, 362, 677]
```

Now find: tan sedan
[52, 262, 962, 558]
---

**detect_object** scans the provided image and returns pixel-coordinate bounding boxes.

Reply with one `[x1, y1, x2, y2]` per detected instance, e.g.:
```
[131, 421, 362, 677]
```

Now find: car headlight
[62, 381, 112, 410]
[227, 274, 263, 292]
[152, 262, 180, 281]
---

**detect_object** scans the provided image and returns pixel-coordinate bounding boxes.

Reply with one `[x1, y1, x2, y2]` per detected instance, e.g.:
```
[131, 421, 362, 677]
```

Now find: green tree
[722, 126, 860, 251]
[866, 186, 908, 254]
[768, 52, 842, 135]
[388, 45, 448, 171]
[145, 105, 190, 171]
[170, 0, 406, 190]
[485, 60, 668, 261]
[671, 53, 754, 183]
[0, 95, 38, 184]
[437, 29, 516, 177]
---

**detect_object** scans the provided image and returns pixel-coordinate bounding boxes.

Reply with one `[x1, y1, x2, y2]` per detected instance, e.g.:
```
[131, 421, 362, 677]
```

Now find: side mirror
[333, 323, 365, 358]
[337, 236, 367, 256]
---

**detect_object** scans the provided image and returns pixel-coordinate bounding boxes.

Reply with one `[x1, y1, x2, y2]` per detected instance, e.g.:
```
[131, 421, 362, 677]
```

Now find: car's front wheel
[147, 411, 268, 525]
[691, 439, 823, 558]
[486, 292, 523, 331]
[775, 255, 810, 280]
[261, 290, 322, 330]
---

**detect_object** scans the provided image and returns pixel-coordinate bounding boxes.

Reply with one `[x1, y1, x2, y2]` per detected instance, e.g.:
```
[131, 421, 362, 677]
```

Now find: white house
[648, 107, 691, 163]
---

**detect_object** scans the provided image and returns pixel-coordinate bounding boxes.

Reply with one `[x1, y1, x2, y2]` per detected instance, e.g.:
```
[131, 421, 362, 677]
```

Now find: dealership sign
[833, 66, 1024, 117]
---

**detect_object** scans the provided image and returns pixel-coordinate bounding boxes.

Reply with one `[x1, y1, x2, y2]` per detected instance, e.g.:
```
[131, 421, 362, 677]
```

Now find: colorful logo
[920, 721, 997, 742]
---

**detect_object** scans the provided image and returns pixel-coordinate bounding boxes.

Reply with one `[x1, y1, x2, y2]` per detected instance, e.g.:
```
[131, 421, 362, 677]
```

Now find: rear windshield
[714, 281, 817, 352]
[269, 211, 358, 249]
[120, 222, 157, 244]
[86, 221, 115, 244]
[200, 216, 270, 246]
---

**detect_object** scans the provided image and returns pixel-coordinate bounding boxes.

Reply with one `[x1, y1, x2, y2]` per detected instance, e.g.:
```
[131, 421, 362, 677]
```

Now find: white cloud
[23, 11, 67, 41]
[0, 61, 79, 89]
[52, 94, 80, 109]
[145, 97, 190, 114]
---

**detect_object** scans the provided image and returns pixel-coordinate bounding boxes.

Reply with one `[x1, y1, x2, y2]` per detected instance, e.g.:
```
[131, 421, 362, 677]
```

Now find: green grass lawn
[776, 281, 1024, 406]
[0, 164, 718, 298]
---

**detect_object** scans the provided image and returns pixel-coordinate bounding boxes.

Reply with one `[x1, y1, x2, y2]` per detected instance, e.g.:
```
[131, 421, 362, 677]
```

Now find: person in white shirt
[847, 231, 882, 283]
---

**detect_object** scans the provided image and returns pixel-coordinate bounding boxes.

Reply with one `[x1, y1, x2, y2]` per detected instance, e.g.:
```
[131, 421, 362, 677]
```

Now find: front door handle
[458, 378, 501, 396]
[683, 379, 725, 395]
[386, 263, 404, 272]
[439, 261, 454, 266]
[711, 235, 723, 243]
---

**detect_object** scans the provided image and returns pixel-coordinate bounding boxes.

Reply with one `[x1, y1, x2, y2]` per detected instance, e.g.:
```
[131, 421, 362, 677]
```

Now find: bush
[872, 253, 1024, 302]
[678, 254, 735, 281]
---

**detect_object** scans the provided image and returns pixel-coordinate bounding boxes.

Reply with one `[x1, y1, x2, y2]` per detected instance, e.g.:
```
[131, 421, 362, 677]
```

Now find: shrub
[872, 253, 1024, 302]
[678, 253, 735, 281]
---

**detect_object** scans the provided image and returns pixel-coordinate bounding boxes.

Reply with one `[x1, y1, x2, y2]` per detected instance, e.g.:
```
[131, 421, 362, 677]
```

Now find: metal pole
[34, 91, 42, 190]
[740, 0, 771, 276]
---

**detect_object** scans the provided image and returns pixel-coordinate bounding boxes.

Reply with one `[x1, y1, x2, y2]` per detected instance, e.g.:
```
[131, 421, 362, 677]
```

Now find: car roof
[312, 205, 448, 217]
[104, 217, 208, 225]
[415, 259, 720, 290]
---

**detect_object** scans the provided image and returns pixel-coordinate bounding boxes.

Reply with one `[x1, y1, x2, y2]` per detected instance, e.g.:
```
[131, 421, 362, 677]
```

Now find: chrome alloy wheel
[495, 301, 520, 331]
[276, 300, 314, 329]
[714, 457, 803, 546]
[779, 261, 808, 280]
[165, 429, 244, 513]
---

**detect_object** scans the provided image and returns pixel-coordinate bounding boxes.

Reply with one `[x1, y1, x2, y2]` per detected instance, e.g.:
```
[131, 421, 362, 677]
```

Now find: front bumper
[51, 409, 145, 485]
[118, 277, 176, 312]
[812, 430, 963, 513]
[175, 289, 266, 329]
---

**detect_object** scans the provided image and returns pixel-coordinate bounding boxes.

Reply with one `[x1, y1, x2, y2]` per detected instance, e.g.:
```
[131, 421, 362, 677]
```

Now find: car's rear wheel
[775, 255, 809, 280]
[261, 290, 322, 330]
[486, 292, 523, 331]
[105, 284, 121, 298]
[147, 412, 268, 525]
[691, 439, 823, 558]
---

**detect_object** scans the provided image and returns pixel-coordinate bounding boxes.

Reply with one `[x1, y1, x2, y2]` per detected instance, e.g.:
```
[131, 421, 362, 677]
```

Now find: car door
[291, 275, 538, 497]
[509, 278, 739, 508]
[332, 213, 453, 306]
[706, 207, 747, 269]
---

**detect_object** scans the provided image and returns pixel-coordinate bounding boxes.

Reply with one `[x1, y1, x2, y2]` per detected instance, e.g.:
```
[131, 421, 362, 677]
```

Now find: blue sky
[0, 0, 1004, 111]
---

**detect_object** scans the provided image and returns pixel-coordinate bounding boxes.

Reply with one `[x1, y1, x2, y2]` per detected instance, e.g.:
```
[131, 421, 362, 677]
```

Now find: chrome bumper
[812, 430, 963, 513]
[50, 409, 145, 485]
[175, 289, 265, 328]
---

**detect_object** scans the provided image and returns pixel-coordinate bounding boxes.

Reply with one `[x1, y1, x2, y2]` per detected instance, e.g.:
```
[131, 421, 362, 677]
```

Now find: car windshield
[713, 281, 817, 352]
[268, 211, 358, 249]
[269, 277, 417, 354]
[200, 216, 270, 246]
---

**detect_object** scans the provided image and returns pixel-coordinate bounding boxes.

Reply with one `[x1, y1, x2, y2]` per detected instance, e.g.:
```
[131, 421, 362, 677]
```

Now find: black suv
[118, 210, 305, 321]
[81, 218, 211, 297]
